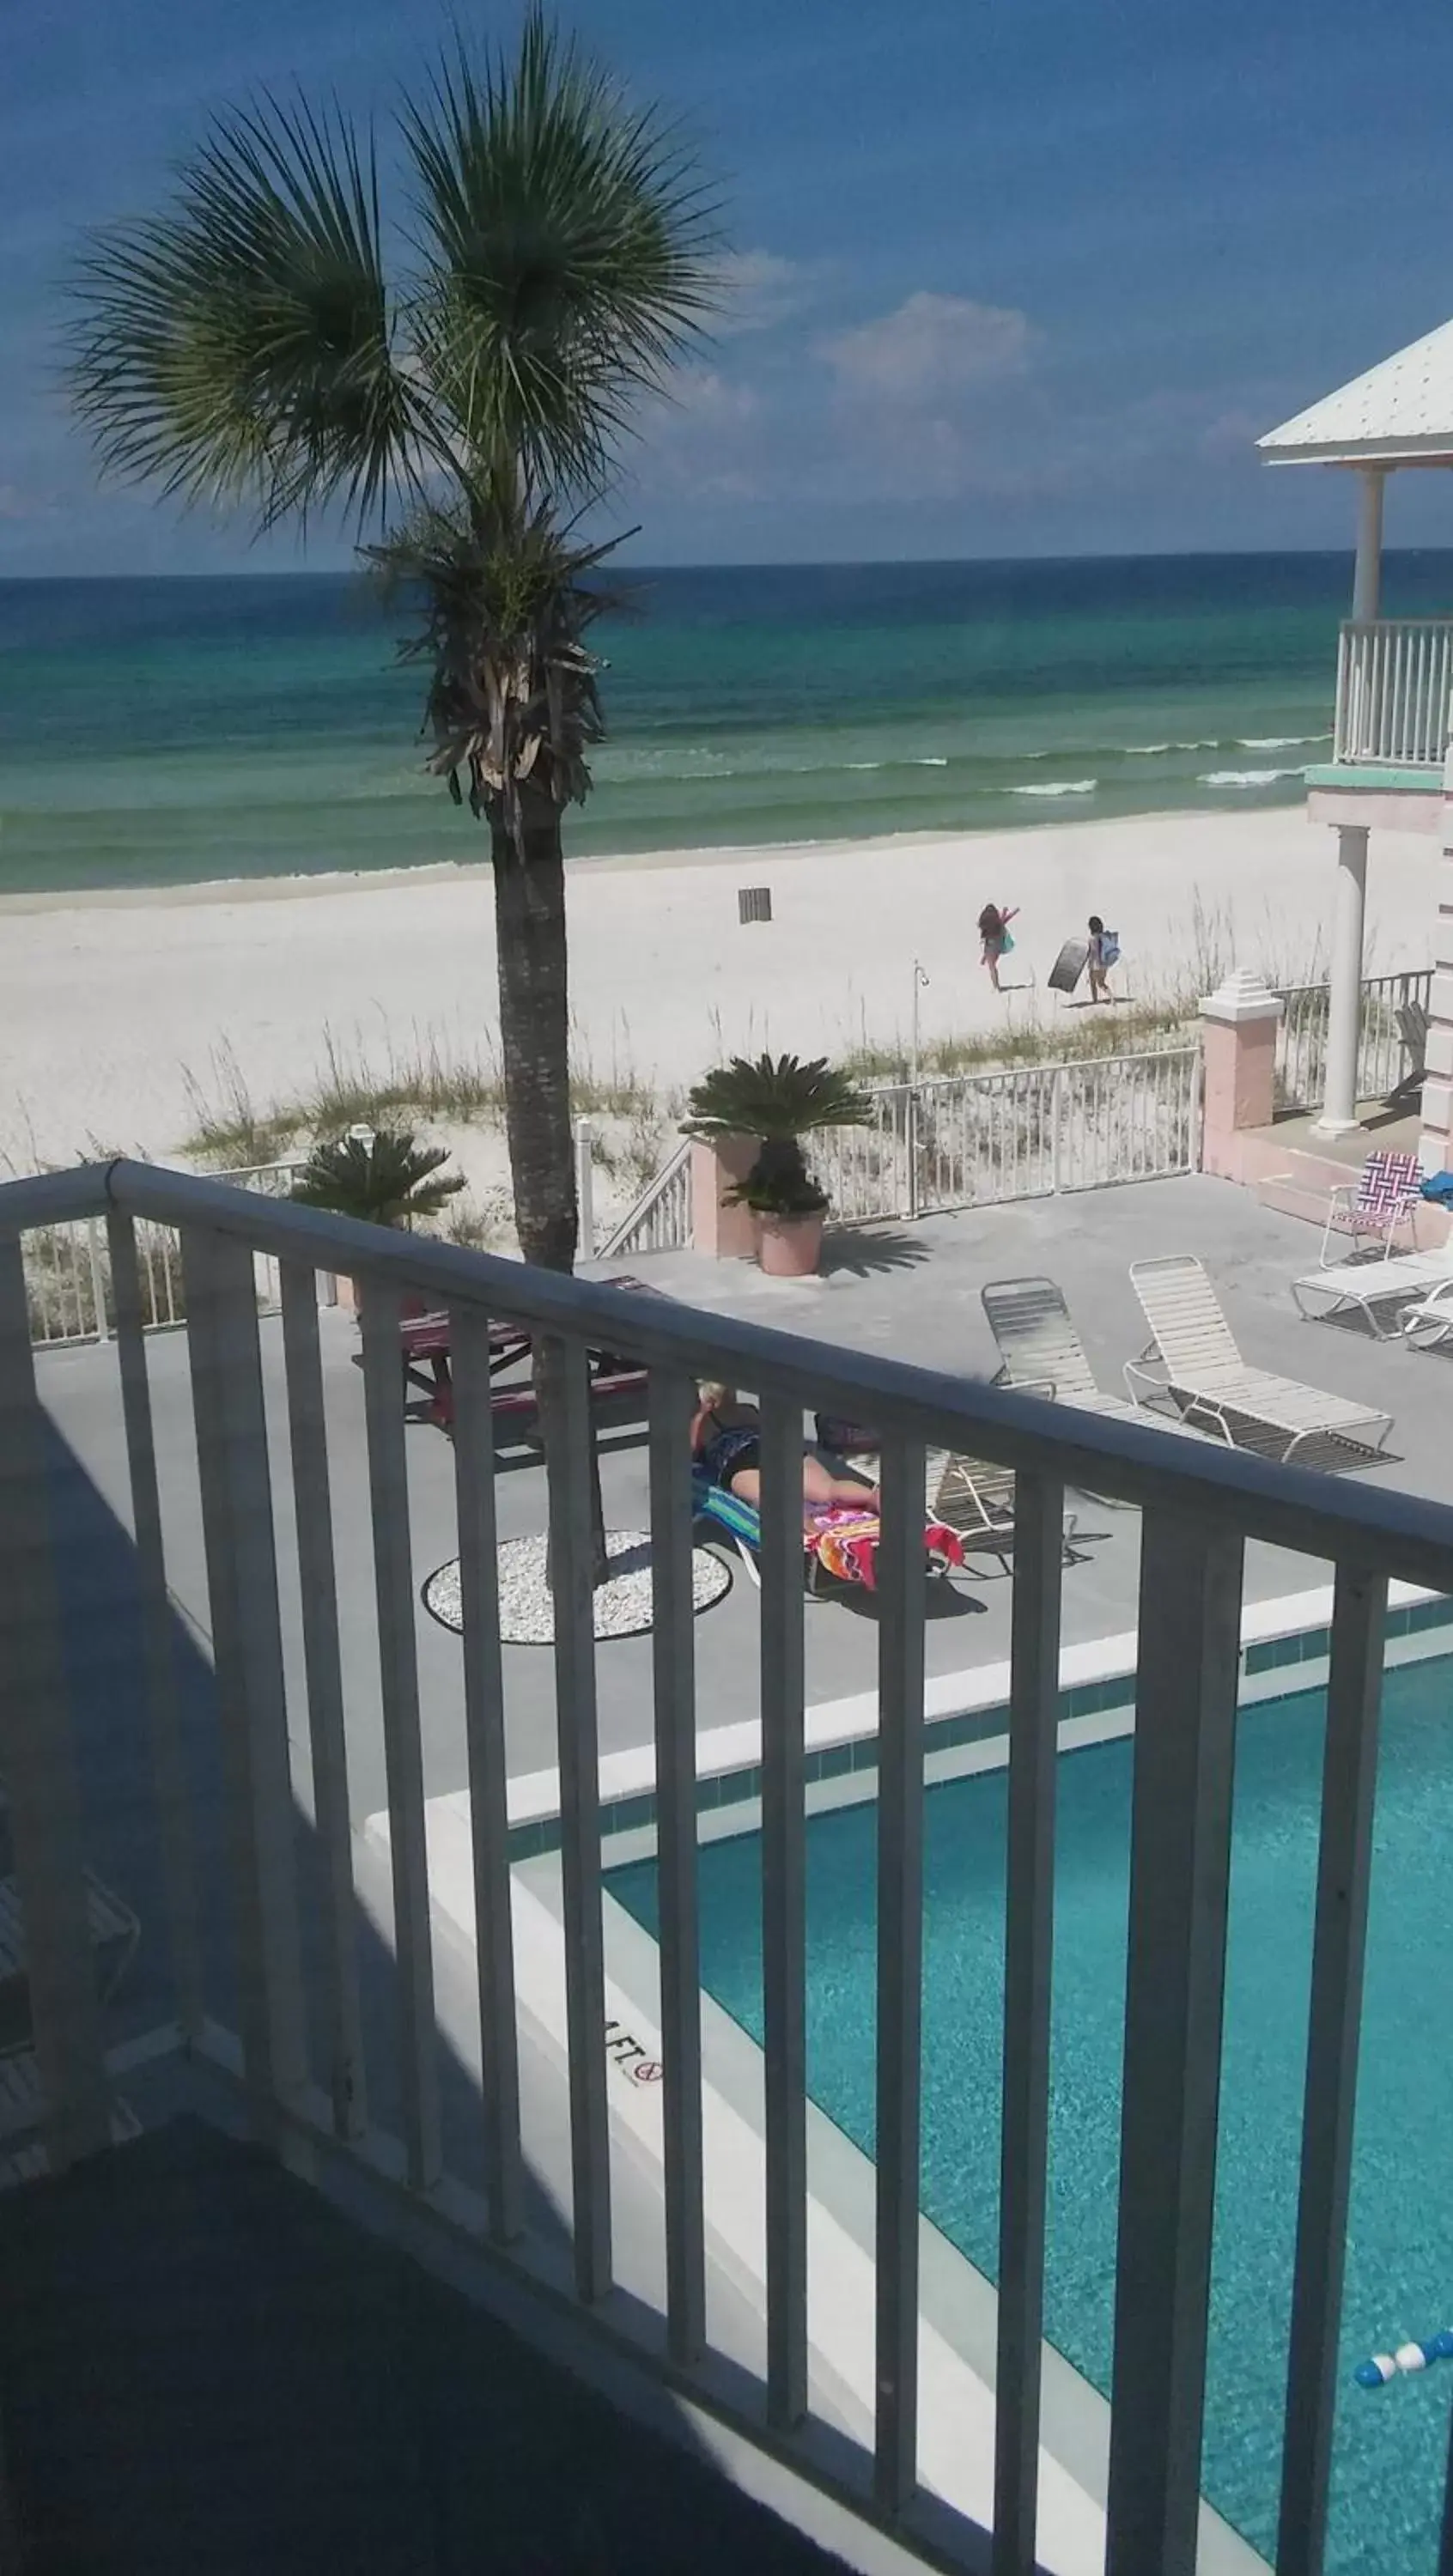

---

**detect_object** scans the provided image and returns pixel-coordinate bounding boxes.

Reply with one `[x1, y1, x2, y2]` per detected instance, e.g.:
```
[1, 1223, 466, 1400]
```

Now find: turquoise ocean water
[610, 1657, 1453, 2574]
[3, 552, 1453, 896]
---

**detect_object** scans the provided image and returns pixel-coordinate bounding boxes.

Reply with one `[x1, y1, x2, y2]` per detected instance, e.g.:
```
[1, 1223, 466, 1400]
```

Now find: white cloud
[817, 292, 1037, 403]
[708, 249, 809, 337]
[0, 482, 57, 521]
[634, 368, 767, 499]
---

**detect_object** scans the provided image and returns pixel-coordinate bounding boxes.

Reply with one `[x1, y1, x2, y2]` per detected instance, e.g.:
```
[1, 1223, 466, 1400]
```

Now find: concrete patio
[33, 1167, 1448, 1846]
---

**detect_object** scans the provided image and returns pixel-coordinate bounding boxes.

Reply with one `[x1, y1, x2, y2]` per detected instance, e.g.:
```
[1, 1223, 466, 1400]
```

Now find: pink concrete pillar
[1198, 969, 1285, 1181]
[690, 1133, 759, 1258]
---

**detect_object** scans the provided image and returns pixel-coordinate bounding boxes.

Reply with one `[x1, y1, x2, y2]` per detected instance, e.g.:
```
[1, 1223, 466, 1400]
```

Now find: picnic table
[398, 1273, 669, 1432]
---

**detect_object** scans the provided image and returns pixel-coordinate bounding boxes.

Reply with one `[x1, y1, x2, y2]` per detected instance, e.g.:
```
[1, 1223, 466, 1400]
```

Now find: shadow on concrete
[0, 1422, 861, 2576]
[820, 1228, 933, 1281]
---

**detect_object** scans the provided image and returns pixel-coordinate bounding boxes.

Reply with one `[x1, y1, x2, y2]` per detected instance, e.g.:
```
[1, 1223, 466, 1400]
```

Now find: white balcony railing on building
[1274, 969, 1431, 1115]
[3, 1161, 1453, 2576]
[1333, 619, 1453, 768]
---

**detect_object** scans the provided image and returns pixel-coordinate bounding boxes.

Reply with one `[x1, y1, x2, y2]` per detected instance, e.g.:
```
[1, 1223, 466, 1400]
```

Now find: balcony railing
[1274, 968, 1432, 1113]
[4, 1161, 1453, 2573]
[1333, 618, 1453, 769]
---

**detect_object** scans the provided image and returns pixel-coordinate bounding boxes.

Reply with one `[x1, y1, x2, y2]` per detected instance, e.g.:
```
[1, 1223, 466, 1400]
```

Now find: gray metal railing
[1334, 619, 1453, 768]
[1274, 970, 1431, 1115]
[22, 1156, 308, 1347]
[3, 1158, 1453, 2575]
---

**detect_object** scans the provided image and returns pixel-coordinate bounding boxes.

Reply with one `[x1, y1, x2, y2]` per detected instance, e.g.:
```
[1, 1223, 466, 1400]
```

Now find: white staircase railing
[595, 1138, 693, 1258]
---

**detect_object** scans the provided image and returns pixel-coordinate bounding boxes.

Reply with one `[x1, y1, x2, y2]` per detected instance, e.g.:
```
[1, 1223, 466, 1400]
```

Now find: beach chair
[1292, 1235, 1453, 1337]
[691, 1467, 965, 1596]
[812, 1411, 1084, 1572]
[1127, 1255, 1394, 1466]
[1312, 1149, 1423, 1267]
[1386, 999, 1429, 1110]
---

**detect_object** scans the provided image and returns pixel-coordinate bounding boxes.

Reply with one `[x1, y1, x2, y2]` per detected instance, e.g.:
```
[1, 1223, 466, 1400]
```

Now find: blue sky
[4, 0, 1453, 572]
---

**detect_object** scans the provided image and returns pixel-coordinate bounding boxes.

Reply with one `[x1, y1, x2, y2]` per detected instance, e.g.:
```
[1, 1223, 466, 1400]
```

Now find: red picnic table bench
[398, 1274, 668, 1433]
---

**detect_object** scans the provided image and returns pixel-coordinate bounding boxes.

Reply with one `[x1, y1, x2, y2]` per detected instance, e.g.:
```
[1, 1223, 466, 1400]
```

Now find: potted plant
[291, 1127, 465, 1230]
[682, 1054, 874, 1277]
[292, 1127, 466, 1315]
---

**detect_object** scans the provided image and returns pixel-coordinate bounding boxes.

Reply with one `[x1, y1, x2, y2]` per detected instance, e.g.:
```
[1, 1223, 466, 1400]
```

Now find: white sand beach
[0, 805, 1435, 1175]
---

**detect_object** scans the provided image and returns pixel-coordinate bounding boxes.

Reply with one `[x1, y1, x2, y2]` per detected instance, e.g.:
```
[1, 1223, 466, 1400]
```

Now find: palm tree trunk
[489, 811, 609, 1583]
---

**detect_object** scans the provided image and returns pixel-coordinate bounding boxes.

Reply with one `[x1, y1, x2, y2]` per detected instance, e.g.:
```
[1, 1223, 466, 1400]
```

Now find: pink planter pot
[756, 1210, 824, 1277]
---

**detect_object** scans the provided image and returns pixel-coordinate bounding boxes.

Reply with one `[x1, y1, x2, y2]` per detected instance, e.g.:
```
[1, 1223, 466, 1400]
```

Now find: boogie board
[1049, 938, 1089, 995]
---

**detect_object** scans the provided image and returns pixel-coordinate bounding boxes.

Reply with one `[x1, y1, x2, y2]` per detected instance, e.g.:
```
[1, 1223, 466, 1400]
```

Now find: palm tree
[291, 1130, 465, 1230]
[67, 15, 719, 1573]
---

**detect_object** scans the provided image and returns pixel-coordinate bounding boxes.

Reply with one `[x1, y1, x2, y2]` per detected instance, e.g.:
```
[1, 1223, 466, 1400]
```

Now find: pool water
[608, 1657, 1453, 2572]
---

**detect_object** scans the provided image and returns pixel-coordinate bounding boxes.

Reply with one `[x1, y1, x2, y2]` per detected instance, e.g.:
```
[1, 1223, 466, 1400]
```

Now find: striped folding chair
[1318, 1150, 1422, 1267]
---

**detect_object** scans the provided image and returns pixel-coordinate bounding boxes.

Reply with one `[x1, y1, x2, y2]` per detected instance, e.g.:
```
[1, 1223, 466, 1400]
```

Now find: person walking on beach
[1086, 914, 1112, 1004]
[978, 902, 1018, 993]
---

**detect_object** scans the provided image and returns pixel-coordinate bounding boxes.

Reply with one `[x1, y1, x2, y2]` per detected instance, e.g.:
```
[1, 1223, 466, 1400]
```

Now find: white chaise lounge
[1127, 1255, 1394, 1467]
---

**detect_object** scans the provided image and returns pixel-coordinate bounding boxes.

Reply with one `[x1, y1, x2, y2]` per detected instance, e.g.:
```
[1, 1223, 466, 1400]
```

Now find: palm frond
[682, 1054, 876, 1143]
[67, 95, 426, 530]
[364, 492, 627, 831]
[404, 13, 720, 495]
[291, 1128, 465, 1227]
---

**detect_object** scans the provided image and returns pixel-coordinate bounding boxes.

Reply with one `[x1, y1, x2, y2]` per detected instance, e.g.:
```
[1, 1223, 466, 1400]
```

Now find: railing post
[574, 1118, 596, 1260]
[0, 1230, 111, 2168]
[873, 1431, 927, 2514]
[759, 1394, 808, 2429]
[1276, 1563, 1387, 2576]
[85, 1218, 109, 1341]
[280, 1260, 367, 2141]
[358, 1274, 441, 2191]
[181, 1225, 308, 2140]
[994, 1471, 1064, 2576]
[1106, 1506, 1243, 2576]
[107, 1210, 204, 2043]
[1049, 1065, 1065, 1194]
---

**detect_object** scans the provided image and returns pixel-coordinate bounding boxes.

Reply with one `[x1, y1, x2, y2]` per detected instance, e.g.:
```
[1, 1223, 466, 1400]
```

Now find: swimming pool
[608, 1652, 1453, 2573]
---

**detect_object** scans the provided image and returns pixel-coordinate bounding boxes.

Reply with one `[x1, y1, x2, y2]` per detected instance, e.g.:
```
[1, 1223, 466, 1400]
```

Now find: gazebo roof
[1259, 318, 1453, 466]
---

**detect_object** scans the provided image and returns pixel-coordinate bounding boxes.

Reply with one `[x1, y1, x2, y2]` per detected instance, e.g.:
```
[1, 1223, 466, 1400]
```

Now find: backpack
[1100, 930, 1122, 967]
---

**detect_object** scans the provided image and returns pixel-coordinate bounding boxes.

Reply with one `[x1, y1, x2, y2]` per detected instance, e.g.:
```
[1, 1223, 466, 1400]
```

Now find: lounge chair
[812, 1411, 1085, 1573]
[691, 1467, 965, 1596]
[1292, 1236, 1453, 1338]
[980, 1275, 1206, 1438]
[1127, 1255, 1394, 1466]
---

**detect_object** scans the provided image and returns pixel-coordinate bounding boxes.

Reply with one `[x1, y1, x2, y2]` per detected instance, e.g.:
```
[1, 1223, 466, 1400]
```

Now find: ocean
[2, 551, 1450, 897]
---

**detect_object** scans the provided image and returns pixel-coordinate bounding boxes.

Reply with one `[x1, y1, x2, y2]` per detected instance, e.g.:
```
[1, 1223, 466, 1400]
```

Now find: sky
[4, 0, 1453, 574]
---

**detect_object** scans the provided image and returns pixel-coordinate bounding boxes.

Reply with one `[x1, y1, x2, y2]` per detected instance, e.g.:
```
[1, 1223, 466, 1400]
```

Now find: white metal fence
[596, 1051, 1202, 1254]
[816, 1048, 1202, 1223]
[1334, 618, 1453, 768]
[24, 1158, 307, 1347]
[4, 1160, 1453, 2576]
[1274, 970, 1431, 1115]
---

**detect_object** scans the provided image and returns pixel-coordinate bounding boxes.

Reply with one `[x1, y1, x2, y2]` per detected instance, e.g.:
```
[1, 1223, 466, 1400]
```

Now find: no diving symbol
[605, 2020, 663, 2087]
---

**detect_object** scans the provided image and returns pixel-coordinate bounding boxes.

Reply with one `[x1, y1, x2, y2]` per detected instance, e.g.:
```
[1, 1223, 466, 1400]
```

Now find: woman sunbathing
[690, 1383, 875, 1513]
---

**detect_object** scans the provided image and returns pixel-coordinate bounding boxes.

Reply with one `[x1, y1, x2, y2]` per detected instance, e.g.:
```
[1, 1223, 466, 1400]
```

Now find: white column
[1312, 826, 1369, 1139]
[1352, 470, 1384, 622]
[1419, 740, 1453, 1173]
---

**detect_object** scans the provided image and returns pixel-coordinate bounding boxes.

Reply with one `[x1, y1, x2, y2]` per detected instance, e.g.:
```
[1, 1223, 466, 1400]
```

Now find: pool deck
[35, 1166, 1448, 1825]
